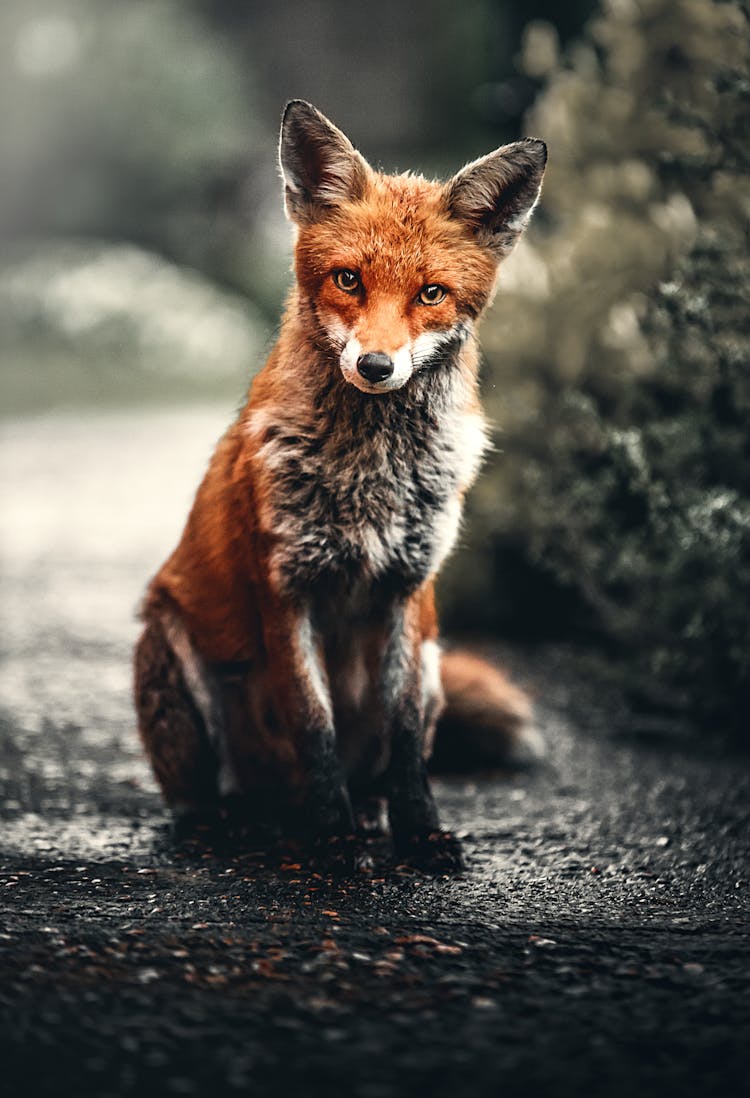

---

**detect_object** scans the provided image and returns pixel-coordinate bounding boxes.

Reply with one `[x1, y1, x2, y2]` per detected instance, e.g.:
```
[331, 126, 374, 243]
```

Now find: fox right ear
[279, 101, 370, 225]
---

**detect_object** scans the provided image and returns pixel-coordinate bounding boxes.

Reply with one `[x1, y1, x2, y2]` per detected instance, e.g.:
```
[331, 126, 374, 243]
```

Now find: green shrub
[443, 0, 750, 736]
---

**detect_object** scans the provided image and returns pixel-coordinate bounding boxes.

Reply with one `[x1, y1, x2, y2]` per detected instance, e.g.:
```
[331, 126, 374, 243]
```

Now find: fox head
[279, 100, 546, 395]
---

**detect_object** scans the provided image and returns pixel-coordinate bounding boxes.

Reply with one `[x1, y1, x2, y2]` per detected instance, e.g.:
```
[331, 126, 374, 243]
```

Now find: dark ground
[1, 409, 749, 1098]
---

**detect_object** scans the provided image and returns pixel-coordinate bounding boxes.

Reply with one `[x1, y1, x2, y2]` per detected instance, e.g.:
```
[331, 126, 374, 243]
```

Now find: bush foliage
[444, 0, 750, 735]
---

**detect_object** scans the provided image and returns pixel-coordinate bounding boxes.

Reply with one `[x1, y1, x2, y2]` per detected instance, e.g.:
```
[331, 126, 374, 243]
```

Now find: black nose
[357, 352, 394, 383]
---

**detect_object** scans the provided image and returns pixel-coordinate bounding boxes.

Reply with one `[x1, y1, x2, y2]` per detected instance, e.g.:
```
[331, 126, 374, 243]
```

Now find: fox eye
[418, 284, 447, 306]
[333, 269, 360, 294]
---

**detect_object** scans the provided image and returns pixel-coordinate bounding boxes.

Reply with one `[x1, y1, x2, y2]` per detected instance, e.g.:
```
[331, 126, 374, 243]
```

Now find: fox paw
[396, 830, 465, 874]
[312, 833, 374, 876]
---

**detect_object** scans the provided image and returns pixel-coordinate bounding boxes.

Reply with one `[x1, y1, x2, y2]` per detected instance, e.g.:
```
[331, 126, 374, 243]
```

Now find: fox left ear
[445, 139, 547, 259]
[279, 100, 371, 225]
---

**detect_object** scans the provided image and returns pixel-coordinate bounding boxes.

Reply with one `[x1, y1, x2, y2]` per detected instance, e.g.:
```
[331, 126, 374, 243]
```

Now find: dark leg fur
[134, 618, 218, 813]
[382, 612, 464, 874]
[301, 734, 356, 838]
[301, 745, 372, 873]
[387, 697, 464, 873]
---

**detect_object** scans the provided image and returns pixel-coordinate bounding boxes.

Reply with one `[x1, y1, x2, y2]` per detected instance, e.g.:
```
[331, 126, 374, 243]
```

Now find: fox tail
[432, 649, 545, 772]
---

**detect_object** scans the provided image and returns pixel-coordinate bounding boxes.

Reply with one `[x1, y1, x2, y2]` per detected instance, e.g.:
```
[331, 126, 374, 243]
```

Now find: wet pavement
[1, 408, 749, 1097]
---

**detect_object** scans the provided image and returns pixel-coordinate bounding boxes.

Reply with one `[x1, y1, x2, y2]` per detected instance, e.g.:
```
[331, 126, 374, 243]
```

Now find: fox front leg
[259, 592, 370, 870]
[383, 604, 464, 873]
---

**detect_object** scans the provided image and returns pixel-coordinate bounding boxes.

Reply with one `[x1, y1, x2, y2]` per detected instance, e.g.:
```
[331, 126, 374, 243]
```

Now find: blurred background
[1, 0, 748, 747]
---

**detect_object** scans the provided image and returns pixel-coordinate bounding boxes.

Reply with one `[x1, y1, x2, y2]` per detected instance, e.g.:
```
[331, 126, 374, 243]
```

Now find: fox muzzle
[357, 352, 394, 383]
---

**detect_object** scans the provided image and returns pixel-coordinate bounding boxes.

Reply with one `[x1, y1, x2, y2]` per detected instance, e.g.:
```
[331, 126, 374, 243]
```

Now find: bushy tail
[431, 650, 545, 772]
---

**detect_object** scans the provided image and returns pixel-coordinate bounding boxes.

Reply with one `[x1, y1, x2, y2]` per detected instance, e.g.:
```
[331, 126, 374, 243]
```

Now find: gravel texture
[1, 408, 748, 1098]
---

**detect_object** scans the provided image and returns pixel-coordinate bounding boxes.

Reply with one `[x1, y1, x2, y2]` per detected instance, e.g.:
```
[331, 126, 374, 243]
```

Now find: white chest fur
[247, 379, 488, 593]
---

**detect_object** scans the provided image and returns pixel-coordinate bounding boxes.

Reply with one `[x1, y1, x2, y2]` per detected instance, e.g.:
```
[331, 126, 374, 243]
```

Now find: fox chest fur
[247, 367, 487, 599]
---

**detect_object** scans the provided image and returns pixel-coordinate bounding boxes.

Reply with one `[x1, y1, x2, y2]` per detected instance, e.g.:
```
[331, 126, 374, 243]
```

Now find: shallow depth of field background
[1, 0, 748, 741]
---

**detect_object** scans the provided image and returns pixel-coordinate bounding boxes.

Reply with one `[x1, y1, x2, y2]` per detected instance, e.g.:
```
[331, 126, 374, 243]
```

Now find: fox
[134, 100, 547, 873]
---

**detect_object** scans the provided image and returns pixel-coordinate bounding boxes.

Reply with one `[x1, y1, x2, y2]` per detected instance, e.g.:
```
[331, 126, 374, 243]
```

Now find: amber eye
[333, 269, 360, 294]
[418, 284, 447, 306]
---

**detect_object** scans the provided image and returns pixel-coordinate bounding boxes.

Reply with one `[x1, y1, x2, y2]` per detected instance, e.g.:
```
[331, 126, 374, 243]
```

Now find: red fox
[134, 101, 546, 872]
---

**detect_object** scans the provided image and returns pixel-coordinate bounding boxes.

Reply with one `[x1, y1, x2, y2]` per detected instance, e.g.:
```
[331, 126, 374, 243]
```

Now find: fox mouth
[340, 367, 412, 394]
[339, 340, 414, 394]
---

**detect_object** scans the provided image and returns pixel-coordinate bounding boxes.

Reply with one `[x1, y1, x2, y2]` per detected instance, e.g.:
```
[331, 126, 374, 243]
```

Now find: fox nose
[357, 352, 394, 383]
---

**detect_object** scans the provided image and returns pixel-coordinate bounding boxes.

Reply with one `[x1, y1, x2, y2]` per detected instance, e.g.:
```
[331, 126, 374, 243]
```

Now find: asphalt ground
[1, 408, 748, 1098]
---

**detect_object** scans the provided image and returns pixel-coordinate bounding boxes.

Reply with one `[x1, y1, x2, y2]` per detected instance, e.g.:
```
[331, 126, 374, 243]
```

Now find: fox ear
[445, 139, 547, 258]
[279, 100, 370, 225]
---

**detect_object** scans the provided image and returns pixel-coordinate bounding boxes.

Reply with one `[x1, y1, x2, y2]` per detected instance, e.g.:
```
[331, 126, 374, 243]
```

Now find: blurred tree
[443, 0, 750, 736]
[0, 0, 271, 300]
